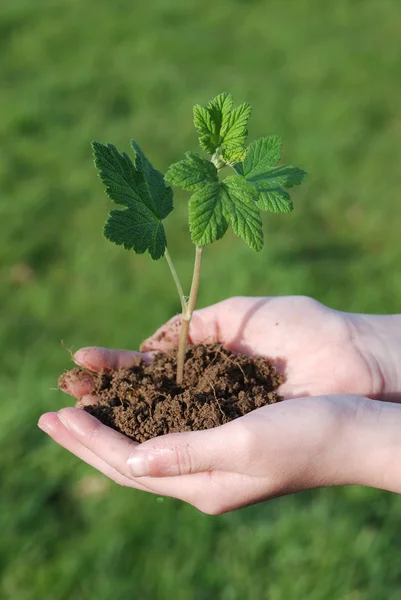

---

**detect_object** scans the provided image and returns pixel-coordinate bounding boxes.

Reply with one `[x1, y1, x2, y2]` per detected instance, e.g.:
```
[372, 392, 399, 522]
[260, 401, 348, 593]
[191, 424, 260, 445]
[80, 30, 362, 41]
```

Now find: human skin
[39, 296, 401, 514]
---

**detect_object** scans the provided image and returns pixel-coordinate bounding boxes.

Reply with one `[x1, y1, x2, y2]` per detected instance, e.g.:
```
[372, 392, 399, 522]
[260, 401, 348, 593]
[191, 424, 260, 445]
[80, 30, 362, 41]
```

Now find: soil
[63, 344, 285, 443]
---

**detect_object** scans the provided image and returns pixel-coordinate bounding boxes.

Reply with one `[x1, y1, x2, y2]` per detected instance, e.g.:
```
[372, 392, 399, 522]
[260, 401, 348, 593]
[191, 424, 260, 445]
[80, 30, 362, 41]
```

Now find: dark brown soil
[66, 344, 285, 443]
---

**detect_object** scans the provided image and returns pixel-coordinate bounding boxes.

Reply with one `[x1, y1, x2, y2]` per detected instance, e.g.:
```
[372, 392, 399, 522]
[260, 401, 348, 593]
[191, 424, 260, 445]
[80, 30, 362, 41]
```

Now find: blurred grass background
[1, 0, 401, 598]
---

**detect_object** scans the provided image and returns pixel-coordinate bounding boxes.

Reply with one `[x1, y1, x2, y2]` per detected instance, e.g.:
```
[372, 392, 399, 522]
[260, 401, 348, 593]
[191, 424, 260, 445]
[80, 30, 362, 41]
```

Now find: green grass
[1, 0, 401, 597]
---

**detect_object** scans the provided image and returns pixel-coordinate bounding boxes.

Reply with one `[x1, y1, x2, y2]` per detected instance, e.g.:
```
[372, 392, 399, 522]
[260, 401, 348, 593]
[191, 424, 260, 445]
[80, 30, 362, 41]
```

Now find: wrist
[347, 313, 401, 401]
[343, 397, 401, 493]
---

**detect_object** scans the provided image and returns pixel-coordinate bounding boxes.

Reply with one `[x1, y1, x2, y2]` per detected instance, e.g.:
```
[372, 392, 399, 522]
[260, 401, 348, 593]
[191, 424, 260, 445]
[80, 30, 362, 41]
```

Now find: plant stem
[176, 245, 203, 385]
[164, 249, 187, 314]
[187, 245, 203, 317]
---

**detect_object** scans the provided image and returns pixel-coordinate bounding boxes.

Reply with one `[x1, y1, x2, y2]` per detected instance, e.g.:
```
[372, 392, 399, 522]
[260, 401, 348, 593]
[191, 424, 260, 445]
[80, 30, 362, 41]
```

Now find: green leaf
[221, 102, 252, 152]
[193, 92, 251, 164]
[104, 205, 167, 258]
[165, 152, 218, 191]
[130, 140, 173, 219]
[221, 175, 264, 251]
[248, 164, 307, 189]
[242, 136, 282, 177]
[223, 147, 247, 165]
[187, 173, 264, 250]
[207, 92, 234, 135]
[189, 183, 228, 246]
[232, 162, 244, 176]
[256, 188, 293, 213]
[92, 140, 173, 260]
[193, 105, 217, 155]
[92, 141, 150, 209]
[239, 140, 307, 213]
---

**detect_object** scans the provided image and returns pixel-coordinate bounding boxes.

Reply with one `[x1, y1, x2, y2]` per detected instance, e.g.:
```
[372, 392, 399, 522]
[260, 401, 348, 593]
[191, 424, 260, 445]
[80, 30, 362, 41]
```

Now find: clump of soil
[65, 344, 284, 443]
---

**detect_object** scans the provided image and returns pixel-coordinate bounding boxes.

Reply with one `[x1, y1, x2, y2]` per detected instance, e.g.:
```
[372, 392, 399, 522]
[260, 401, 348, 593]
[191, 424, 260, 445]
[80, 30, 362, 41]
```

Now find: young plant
[92, 93, 307, 385]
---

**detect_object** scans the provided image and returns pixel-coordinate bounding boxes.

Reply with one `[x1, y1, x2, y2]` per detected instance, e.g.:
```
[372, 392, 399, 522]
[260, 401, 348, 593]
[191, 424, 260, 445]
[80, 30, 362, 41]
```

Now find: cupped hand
[38, 394, 401, 513]
[138, 295, 387, 399]
[60, 295, 390, 403]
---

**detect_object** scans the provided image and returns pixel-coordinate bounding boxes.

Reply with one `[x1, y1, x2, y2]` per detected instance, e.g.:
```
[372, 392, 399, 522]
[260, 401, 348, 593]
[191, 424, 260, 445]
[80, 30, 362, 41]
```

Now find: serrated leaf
[92, 140, 173, 260]
[222, 147, 247, 166]
[242, 136, 282, 177]
[223, 174, 260, 203]
[193, 105, 217, 154]
[104, 205, 167, 259]
[165, 152, 218, 191]
[256, 188, 293, 213]
[189, 183, 228, 246]
[130, 140, 173, 219]
[207, 93, 234, 134]
[232, 162, 244, 176]
[193, 93, 252, 163]
[92, 141, 151, 210]
[221, 102, 252, 151]
[242, 153, 306, 213]
[247, 164, 307, 189]
[221, 175, 263, 251]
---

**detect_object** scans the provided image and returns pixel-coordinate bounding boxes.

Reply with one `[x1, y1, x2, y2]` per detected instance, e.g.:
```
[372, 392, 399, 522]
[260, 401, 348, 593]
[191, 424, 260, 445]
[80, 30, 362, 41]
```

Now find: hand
[39, 295, 401, 512]
[60, 296, 401, 403]
[137, 295, 398, 400]
[61, 295, 399, 402]
[38, 394, 401, 513]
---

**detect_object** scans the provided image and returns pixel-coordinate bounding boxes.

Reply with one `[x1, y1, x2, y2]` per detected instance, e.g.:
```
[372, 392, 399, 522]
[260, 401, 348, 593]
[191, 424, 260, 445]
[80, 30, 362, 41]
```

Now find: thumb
[127, 426, 238, 478]
[140, 303, 222, 352]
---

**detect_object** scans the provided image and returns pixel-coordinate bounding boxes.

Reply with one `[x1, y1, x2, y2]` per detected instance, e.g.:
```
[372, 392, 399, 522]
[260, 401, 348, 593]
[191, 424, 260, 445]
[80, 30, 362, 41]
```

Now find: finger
[58, 369, 96, 399]
[56, 407, 147, 481]
[125, 398, 341, 481]
[73, 347, 155, 373]
[38, 412, 151, 491]
[55, 408, 238, 479]
[76, 394, 98, 407]
[140, 305, 222, 352]
[140, 297, 279, 353]
[140, 316, 183, 351]
[126, 425, 248, 478]
[54, 407, 230, 503]
[57, 407, 243, 479]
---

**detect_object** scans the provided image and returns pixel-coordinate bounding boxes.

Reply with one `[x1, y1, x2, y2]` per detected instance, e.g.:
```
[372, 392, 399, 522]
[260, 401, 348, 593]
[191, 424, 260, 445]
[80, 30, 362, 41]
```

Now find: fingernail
[57, 411, 70, 429]
[72, 348, 87, 365]
[57, 409, 84, 435]
[127, 452, 150, 477]
[37, 420, 50, 433]
[38, 413, 58, 434]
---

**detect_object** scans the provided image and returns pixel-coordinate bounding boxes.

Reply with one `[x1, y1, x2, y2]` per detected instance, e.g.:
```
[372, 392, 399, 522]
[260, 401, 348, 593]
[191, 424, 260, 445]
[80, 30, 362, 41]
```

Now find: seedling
[92, 93, 307, 385]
